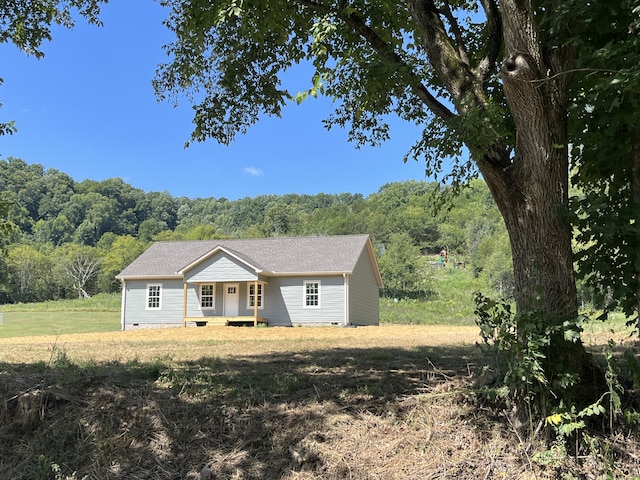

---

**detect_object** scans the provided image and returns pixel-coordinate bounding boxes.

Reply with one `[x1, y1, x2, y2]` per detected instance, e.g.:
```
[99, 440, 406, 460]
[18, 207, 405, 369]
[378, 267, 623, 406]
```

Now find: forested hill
[0, 157, 510, 303]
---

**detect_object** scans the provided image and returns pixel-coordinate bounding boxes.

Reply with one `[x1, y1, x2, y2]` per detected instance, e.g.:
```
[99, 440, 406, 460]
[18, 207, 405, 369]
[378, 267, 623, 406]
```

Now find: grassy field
[0, 323, 637, 479]
[0, 312, 120, 338]
[0, 293, 121, 338]
[0, 293, 121, 313]
[0, 276, 638, 478]
[0, 266, 632, 340]
[379, 264, 485, 325]
[0, 323, 482, 363]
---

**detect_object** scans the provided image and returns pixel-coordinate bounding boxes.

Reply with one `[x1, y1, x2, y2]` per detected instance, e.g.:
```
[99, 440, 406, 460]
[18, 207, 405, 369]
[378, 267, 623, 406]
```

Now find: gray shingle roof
[116, 234, 377, 279]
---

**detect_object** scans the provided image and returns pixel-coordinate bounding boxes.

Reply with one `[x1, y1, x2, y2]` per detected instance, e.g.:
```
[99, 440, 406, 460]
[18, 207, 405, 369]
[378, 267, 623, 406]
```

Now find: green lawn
[0, 293, 121, 338]
[0, 283, 634, 342]
[0, 311, 121, 338]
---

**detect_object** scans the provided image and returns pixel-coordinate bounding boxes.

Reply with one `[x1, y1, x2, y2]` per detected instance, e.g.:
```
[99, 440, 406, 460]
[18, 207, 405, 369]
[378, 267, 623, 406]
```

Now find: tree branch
[408, 0, 479, 108]
[439, 0, 470, 66]
[631, 128, 640, 327]
[341, 8, 455, 120]
[296, 0, 332, 15]
[475, 0, 502, 83]
[295, 0, 455, 121]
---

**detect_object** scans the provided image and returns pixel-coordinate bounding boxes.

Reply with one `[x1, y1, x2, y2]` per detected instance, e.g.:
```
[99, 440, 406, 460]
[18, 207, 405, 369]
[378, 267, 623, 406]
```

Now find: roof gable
[184, 249, 262, 283]
[179, 245, 265, 275]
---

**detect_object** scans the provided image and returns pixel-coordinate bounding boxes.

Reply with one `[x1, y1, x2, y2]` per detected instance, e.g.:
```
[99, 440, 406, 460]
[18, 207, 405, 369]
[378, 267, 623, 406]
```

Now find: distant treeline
[0, 157, 512, 303]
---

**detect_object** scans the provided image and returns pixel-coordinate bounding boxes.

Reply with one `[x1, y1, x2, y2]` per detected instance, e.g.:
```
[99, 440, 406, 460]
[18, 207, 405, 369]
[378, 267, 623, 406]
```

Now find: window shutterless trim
[146, 283, 162, 310]
[303, 280, 321, 308]
[199, 283, 216, 310]
[247, 282, 264, 310]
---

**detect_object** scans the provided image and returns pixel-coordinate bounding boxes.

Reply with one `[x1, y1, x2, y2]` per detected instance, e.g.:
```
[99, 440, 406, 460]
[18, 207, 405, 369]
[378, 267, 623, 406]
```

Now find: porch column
[120, 280, 127, 331]
[253, 280, 259, 326]
[182, 282, 188, 328]
[343, 273, 350, 326]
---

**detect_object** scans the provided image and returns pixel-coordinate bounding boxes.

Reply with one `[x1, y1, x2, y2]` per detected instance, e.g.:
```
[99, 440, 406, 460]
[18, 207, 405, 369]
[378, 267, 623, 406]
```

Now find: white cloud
[244, 166, 264, 177]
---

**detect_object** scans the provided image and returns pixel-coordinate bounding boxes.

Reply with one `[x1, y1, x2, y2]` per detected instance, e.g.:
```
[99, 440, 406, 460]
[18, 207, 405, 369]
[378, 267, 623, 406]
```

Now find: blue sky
[1, 0, 431, 200]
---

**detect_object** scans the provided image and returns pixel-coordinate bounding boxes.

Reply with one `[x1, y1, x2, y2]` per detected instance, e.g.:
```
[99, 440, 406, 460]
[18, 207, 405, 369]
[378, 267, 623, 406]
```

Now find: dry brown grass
[0, 325, 638, 479]
[0, 324, 481, 364]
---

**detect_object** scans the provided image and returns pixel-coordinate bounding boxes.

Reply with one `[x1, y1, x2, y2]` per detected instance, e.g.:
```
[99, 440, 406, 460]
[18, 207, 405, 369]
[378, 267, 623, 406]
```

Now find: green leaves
[217, 0, 244, 22]
[474, 291, 593, 413]
[568, 0, 640, 328]
[153, 0, 511, 189]
[0, 198, 15, 243]
[156, 0, 311, 145]
[0, 119, 16, 136]
[0, 0, 106, 57]
[377, 231, 433, 299]
[294, 73, 327, 105]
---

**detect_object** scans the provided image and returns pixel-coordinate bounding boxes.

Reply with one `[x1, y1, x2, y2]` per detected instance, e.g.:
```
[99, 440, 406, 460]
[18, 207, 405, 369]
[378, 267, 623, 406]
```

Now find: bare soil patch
[0, 325, 638, 479]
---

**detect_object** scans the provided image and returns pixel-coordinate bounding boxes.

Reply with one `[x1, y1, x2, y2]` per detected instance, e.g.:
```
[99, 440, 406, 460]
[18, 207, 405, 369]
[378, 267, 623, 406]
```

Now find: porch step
[183, 317, 267, 327]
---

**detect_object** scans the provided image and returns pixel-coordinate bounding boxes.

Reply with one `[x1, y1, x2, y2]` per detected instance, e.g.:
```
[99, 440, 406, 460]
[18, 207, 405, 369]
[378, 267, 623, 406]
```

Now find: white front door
[224, 283, 239, 316]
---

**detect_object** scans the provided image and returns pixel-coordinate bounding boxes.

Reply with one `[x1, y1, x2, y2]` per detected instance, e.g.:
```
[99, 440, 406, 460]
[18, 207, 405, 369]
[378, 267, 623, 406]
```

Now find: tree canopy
[0, 0, 106, 132]
[152, 0, 570, 317]
[151, 0, 640, 412]
[0, 0, 104, 56]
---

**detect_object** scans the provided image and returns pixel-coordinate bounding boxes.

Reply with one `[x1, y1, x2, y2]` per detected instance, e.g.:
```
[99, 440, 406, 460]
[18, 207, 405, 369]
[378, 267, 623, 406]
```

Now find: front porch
[182, 278, 267, 327]
[183, 316, 268, 327]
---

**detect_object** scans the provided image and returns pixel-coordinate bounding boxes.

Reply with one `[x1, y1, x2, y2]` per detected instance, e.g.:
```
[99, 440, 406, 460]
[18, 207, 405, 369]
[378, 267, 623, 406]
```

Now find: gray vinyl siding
[263, 276, 345, 326]
[184, 282, 221, 318]
[122, 279, 185, 329]
[348, 248, 380, 325]
[184, 251, 258, 283]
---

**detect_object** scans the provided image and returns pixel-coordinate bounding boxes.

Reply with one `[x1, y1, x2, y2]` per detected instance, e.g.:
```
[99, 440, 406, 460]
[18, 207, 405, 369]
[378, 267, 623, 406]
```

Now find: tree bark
[496, 52, 577, 319]
[485, 1, 603, 404]
[407, 0, 582, 320]
[408, 0, 581, 324]
[438, 0, 603, 405]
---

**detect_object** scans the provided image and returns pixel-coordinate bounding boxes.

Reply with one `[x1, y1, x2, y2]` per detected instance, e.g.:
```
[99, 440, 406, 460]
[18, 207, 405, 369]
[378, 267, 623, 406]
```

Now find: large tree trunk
[410, 0, 583, 325]
[474, 0, 603, 404]
[496, 51, 576, 319]
[321, 0, 604, 406]
[479, 0, 578, 319]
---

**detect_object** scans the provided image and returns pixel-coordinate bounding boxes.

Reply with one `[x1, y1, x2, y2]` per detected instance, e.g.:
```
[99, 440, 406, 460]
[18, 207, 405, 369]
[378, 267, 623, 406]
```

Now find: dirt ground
[0, 325, 638, 479]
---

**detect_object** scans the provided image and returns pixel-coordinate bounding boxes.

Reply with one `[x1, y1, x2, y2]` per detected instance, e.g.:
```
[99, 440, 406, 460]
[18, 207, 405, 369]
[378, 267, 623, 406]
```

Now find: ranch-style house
[116, 234, 382, 330]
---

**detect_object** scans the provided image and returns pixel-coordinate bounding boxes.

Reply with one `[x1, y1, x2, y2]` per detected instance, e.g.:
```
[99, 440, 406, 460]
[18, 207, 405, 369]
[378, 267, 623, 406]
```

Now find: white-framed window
[247, 282, 263, 310]
[199, 284, 216, 310]
[304, 280, 320, 308]
[146, 283, 162, 310]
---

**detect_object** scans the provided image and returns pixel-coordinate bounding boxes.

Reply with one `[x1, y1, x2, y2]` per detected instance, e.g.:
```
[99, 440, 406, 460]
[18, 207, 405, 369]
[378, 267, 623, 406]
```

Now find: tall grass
[380, 266, 485, 325]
